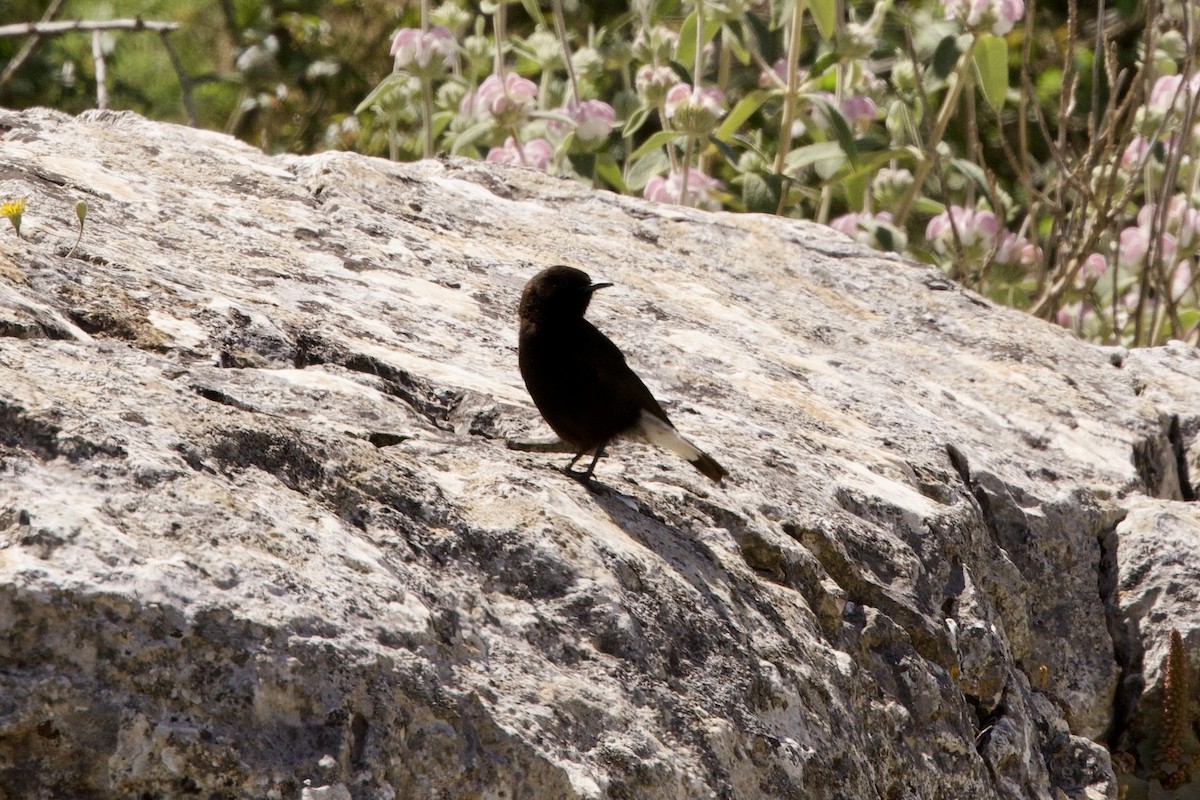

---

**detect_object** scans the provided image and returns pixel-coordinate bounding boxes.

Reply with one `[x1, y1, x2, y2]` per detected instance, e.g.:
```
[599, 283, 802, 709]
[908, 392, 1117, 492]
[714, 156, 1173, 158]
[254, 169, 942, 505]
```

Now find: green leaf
[667, 60, 693, 85]
[529, 109, 576, 126]
[430, 110, 455, 140]
[731, 134, 771, 163]
[811, 146, 912, 195]
[676, 12, 724, 75]
[837, 171, 869, 210]
[723, 24, 751, 66]
[814, 150, 848, 180]
[556, 132, 576, 161]
[783, 140, 843, 171]
[449, 119, 494, 155]
[355, 73, 411, 115]
[873, 224, 900, 252]
[517, 0, 546, 26]
[949, 157, 990, 194]
[932, 34, 962, 80]
[973, 33, 1009, 112]
[567, 151, 595, 177]
[715, 89, 771, 142]
[626, 148, 670, 192]
[769, 0, 795, 32]
[806, 94, 857, 166]
[742, 172, 784, 213]
[808, 0, 836, 40]
[913, 196, 946, 217]
[809, 50, 839, 79]
[630, 130, 683, 160]
[739, 13, 776, 60]
[594, 153, 628, 193]
[622, 106, 652, 139]
[709, 135, 741, 168]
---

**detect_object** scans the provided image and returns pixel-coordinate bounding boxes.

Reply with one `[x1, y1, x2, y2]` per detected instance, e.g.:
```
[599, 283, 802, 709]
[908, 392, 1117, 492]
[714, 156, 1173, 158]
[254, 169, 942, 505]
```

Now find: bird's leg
[580, 442, 606, 481]
[564, 441, 607, 483]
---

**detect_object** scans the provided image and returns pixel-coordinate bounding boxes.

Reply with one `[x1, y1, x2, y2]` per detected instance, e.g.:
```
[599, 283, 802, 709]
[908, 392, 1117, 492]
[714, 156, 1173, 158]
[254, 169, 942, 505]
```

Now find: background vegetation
[1, 0, 1198, 349]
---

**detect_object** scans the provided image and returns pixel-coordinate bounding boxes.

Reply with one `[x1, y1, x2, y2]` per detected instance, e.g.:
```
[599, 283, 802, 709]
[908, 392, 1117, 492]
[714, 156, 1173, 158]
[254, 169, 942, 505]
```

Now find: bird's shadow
[541, 464, 790, 653]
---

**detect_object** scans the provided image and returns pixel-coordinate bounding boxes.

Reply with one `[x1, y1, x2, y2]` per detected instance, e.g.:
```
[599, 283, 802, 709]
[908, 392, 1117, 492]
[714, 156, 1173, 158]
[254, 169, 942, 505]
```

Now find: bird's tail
[689, 450, 729, 483]
[637, 411, 729, 484]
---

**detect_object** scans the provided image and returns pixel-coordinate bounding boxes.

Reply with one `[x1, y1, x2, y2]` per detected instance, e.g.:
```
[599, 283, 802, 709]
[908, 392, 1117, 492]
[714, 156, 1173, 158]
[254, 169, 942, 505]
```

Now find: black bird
[518, 265, 728, 484]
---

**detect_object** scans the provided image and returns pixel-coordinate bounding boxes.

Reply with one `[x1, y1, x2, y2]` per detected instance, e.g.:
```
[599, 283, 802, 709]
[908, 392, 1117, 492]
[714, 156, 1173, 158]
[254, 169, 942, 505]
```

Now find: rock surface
[0, 107, 1197, 799]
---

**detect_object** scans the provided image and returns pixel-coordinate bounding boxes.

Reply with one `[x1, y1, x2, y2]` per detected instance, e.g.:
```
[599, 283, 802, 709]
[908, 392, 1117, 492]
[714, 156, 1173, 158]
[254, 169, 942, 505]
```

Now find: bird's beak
[587, 281, 613, 293]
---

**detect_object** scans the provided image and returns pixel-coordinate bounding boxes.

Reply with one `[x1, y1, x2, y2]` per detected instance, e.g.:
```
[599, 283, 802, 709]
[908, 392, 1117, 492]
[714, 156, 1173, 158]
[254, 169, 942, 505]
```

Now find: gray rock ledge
[0, 107, 1197, 800]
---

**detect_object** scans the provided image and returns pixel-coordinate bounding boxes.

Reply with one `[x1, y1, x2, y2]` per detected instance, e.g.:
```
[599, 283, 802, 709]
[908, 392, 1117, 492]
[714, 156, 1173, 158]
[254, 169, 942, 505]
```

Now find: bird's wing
[577, 321, 672, 426]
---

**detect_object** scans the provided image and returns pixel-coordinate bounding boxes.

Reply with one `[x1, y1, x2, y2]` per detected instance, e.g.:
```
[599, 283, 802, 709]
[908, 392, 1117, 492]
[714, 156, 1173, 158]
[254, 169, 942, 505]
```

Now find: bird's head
[519, 265, 612, 324]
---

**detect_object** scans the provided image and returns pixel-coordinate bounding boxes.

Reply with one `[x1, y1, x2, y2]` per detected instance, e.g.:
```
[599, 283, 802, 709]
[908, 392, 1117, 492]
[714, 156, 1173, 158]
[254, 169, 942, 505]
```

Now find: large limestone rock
[0, 107, 1197, 799]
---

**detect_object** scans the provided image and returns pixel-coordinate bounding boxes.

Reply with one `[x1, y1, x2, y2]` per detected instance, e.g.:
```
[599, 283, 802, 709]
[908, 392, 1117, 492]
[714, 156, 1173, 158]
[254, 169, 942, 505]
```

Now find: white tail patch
[635, 411, 702, 462]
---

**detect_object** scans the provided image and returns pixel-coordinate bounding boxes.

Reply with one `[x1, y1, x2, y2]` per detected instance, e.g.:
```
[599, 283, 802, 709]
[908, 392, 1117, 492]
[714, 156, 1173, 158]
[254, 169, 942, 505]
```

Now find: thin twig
[772, 3, 805, 183]
[550, 0, 580, 104]
[1144, 1, 1197, 342]
[894, 36, 981, 227]
[0, 0, 68, 93]
[158, 31, 197, 126]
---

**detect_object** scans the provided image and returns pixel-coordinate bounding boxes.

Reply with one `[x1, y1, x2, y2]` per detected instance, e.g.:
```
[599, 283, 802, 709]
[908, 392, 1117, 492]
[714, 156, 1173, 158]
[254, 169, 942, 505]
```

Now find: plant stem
[680, 136, 695, 206]
[894, 35, 980, 227]
[550, 0, 580, 105]
[421, 77, 435, 158]
[773, 0, 805, 181]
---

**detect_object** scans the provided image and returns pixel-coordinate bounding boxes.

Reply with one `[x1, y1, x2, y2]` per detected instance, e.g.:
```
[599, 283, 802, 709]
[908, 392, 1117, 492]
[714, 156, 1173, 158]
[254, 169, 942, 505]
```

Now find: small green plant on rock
[1156, 630, 1200, 790]
[1118, 629, 1200, 799]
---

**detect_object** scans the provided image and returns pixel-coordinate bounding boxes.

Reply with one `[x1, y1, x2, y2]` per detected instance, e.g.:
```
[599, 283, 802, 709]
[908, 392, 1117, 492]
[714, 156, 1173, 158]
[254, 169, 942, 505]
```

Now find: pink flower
[829, 212, 866, 237]
[966, 210, 999, 244]
[1120, 137, 1151, 171]
[1078, 253, 1107, 285]
[996, 0, 1025, 33]
[943, 0, 1024, 35]
[635, 65, 680, 105]
[1159, 232, 1179, 264]
[664, 84, 726, 136]
[390, 27, 456, 76]
[1056, 302, 1085, 330]
[829, 211, 904, 251]
[926, 205, 1012, 263]
[925, 211, 953, 244]
[567, 100, 616, 144]
[926, 206, 1004, 258]
[486, 136, 553, 171]
[760, 58, 806, 89]
[1155, 195, 1200, 252]
[1131, 201, 1188, 262]
[1172, 260, 1195, 301]
[1148, 75, 1184, 116]
[1118, 226, 1150, 269]
[644, 169, 724, 209]
[1177, 206, 1200, 252]
[994, 230, 1039, 268]
[465, 73, 538, 124]
[840, 95, 877, 135]
[631, 26, 679, 65]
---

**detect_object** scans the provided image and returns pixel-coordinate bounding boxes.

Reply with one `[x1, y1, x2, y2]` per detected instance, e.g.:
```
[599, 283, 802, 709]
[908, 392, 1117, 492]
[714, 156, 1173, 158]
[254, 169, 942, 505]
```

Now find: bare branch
[0, 0, 68, 93]
[91, 29, 108, 110]
[158, 31, 197, 126]
[0, 19, 179, 38]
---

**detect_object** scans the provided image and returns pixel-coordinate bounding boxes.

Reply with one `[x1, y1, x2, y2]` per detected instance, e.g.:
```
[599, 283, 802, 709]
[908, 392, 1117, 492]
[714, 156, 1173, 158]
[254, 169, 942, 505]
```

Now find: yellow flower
[1, 198, 25, 238]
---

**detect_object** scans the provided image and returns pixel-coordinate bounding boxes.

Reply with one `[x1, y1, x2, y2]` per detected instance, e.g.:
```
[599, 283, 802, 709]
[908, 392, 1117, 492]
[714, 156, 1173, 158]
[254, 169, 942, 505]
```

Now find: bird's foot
[563, 466, 605, 493]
